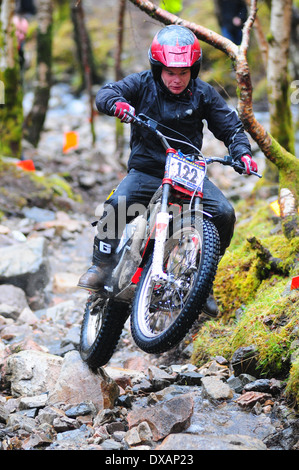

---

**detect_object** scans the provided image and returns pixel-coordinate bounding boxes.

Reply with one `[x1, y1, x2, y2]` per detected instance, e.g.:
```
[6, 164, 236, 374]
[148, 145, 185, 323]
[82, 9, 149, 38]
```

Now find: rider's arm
[95, 72, 142, 116]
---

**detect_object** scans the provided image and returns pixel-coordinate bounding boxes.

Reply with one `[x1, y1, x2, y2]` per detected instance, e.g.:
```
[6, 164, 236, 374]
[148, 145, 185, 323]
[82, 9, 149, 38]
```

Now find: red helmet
[149, 25, 202, 81]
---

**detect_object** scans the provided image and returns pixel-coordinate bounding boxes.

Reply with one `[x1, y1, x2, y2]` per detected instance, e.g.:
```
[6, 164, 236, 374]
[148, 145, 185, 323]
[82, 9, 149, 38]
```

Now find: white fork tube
[151, 211, 169, 281]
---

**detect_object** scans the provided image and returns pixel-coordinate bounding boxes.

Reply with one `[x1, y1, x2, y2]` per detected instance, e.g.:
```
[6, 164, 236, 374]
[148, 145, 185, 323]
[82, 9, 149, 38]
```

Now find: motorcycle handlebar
[122, 111, 262, 178]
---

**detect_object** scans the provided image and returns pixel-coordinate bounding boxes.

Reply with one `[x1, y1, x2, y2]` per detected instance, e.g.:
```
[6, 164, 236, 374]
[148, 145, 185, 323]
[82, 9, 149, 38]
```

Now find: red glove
[241, 154, 258, 175]
[113, 102, 135, 123]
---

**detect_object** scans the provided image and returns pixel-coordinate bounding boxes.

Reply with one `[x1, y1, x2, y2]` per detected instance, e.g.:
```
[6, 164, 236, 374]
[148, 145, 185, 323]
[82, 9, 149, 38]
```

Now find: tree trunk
[267, 0, 294, 155]
[23, 0, 53, 148]
[70, 0, 99, 92]
[0, 0, 23, 158]
[115, 0, 126, 161]
[72, 0, 96, 145]
[127, 0, 299, 238]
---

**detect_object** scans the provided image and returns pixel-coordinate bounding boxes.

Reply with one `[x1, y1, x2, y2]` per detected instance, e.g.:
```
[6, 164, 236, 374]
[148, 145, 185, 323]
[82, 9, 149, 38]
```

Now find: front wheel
[130, 215, 220, 354]
[80, 296, 129, 370]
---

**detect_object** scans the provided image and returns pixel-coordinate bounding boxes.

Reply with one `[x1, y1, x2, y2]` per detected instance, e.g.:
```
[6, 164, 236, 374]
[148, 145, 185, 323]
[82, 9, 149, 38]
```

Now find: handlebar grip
[232, 161, 262, 178]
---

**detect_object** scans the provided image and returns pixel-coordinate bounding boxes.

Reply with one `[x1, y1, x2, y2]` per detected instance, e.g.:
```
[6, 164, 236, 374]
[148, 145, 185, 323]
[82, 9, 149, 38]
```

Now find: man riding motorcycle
[78, 25, 257, 317]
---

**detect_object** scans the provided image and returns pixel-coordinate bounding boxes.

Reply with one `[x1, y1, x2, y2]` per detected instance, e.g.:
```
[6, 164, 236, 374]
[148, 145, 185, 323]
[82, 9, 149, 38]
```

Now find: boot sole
[77, 283, 103, 293]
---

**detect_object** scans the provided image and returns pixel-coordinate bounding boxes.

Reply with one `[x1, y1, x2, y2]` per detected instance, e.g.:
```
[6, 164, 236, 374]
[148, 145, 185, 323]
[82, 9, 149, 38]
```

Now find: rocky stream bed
[0, 85, 298, 453]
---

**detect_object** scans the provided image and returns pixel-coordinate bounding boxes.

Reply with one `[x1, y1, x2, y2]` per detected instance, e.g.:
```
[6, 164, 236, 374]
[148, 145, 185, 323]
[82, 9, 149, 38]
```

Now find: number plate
[166, 154, 205, 193]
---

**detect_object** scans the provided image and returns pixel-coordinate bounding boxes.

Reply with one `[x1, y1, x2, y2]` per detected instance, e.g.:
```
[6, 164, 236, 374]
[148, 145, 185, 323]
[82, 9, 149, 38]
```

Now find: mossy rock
[0, 160, 81, 218]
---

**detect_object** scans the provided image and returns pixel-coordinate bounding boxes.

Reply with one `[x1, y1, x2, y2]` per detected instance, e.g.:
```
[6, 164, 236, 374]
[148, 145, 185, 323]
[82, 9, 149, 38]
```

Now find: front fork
[151, 183, 201, 281]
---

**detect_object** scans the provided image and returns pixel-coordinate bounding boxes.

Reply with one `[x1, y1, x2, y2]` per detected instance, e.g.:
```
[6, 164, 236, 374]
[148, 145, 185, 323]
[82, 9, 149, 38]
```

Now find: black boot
[77, 263, 112, 292]
[77, 236, 115, 292]
[202, 290, 219, 318]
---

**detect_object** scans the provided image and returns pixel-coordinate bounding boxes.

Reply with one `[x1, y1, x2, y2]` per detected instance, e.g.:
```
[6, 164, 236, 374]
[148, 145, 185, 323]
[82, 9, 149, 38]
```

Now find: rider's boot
[77, 237, 115, 292]
[77, 263, 112, 292]
[202, 290, 219, 318]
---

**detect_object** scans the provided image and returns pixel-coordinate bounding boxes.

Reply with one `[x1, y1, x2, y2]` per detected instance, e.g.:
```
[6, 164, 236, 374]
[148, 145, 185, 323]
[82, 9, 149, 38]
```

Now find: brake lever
[231, 159, 262, 178]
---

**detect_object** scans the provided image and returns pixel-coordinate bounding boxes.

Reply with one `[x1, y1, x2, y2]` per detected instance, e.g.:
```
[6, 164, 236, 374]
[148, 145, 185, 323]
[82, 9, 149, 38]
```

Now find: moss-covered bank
[192, 197, 299, 406]
[0, 160, 81, 219]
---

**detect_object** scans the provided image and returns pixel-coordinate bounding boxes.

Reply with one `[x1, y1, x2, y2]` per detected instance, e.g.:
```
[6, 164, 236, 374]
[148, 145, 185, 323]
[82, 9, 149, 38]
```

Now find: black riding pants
[93, 168, 235, 264]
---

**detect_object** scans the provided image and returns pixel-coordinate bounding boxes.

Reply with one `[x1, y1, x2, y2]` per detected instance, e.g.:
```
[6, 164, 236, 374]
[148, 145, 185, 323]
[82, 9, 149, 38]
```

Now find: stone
[201, 376, 234, 401]
[52, 272, 80, 293]
[0, 284, 30, 320]
[124, 427, 142, 446]
[0, 237, 50, 297]
[227, 375, 243, 393]
[197, 360, 230, 379]
[6, 413, 37, 433]
[127, 394, 194, 441]
[5, 349, 63, 397]
[36, 406, 64, 426]
[36, 300, 76, 322]
[235, 391, 272, 408]
[231, 346, 259, 377]
[243, 379, 271, 393]
[65, 402, 95, 418]
[156, 433, 267, 450]
[137, 421, 153, 443]
[48, 351, 119, 411]
[19, 394, 48, 410]
[176, 371, 203, 386]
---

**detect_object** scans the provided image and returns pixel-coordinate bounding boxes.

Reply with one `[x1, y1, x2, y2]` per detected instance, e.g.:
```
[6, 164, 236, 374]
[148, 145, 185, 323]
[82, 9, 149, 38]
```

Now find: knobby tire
[130, 216, 220, 354]
[80, 298, 129, 370]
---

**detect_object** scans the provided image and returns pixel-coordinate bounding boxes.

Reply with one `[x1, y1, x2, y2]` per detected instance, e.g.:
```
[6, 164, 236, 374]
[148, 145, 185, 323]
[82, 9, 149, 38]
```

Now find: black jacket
[96, 71, 251, 178]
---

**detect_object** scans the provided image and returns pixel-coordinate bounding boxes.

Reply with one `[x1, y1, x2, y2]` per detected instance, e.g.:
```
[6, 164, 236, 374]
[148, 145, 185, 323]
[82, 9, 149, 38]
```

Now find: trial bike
[79, 113, 261, 370]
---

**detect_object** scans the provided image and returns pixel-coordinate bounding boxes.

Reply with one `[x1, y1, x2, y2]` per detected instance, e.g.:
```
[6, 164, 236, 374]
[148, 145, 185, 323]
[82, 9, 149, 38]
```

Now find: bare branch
[128, 0, 238, 58]
[240, 0, 257, 57]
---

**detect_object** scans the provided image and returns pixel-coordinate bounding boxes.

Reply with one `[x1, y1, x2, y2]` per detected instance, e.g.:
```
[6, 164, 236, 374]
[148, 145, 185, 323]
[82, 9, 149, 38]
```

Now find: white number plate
[167, 154, 205, 193]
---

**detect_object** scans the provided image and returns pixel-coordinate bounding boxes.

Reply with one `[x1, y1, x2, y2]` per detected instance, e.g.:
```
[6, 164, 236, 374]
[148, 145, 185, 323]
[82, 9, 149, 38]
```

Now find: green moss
[0, 161, 81, 214]
[268, 77, 295, 155]
[0, 67, 23, 158]
[192, 197, 299, 405]
[286, 357, 299, 405]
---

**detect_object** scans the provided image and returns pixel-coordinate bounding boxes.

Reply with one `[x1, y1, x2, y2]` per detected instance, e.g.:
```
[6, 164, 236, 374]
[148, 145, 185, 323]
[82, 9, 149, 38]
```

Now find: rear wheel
[80, 296, 129, 370]
[130, 215, 220, 354]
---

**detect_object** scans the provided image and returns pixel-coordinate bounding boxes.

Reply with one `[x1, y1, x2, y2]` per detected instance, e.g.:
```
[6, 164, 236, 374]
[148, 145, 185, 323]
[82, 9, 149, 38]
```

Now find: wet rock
[147, 365, 176, 390]
[201, 376, 234, 401]
[156, 432, 267, 450]
[176, 371, 203, 386]
[264, 420, 299, 450]
[243, 378, 272, 393]
[127, 394, 194, 441]
[227, 375, 244, 393]
[235, 391, 272, 409]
